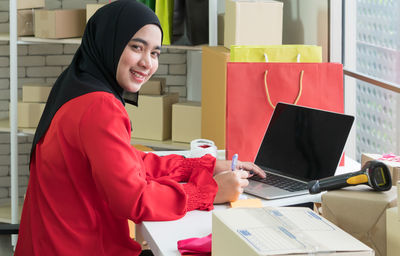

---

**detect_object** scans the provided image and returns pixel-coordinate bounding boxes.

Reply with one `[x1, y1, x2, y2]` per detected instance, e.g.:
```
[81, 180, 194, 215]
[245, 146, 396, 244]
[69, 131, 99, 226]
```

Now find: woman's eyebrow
[131, 38, 161, 50]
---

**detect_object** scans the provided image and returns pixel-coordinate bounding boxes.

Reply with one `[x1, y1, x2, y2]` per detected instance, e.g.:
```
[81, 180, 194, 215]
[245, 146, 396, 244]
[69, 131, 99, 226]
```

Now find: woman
[15, 1, 264, 255]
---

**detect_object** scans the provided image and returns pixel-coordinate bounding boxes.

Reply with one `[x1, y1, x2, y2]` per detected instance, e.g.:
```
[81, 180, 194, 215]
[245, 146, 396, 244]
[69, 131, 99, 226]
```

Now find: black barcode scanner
[308, 160, 392, 194]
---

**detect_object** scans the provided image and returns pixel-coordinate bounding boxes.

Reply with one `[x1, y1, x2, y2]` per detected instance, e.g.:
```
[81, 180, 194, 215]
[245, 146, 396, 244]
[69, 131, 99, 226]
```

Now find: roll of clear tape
[189, 139, 217, 158]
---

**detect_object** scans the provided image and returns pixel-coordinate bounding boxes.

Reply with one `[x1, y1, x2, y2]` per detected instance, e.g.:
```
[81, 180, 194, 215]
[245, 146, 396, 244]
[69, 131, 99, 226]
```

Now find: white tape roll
[189, 139, 217, 158]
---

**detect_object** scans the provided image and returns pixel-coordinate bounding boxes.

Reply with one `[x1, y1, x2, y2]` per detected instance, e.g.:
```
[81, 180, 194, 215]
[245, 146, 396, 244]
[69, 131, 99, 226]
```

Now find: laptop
[244, 102, 354, 200]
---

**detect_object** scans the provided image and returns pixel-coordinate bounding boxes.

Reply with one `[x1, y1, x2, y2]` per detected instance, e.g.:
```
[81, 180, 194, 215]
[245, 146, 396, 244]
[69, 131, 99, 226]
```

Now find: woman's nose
[138, 53, 152, 69]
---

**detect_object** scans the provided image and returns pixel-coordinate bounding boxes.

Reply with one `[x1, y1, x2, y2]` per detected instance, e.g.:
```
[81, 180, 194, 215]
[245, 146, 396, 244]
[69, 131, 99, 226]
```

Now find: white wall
[279, 0, 329, 62]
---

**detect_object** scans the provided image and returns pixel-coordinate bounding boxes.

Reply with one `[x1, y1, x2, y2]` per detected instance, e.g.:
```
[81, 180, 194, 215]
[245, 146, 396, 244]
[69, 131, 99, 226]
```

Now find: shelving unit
[0, 33, 205, 49]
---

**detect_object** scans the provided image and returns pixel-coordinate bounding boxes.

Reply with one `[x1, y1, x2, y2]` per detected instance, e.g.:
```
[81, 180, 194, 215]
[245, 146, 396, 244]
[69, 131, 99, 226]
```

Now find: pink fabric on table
[177, 233, 212, 256]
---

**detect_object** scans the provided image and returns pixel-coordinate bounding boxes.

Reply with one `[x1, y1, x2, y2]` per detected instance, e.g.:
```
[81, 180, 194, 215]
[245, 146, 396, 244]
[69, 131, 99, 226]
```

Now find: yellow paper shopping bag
[230, 45, 322, 62]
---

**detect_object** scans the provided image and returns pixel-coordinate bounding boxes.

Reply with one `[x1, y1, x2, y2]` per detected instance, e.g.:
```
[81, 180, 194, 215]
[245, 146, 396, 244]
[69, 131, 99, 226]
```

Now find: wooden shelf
[1, 118, 189, 150]
[17, 36, 82, 45]
[0, 119, 35, 135]
[0, 33, 203, 50]
[0, 33, 81, 44]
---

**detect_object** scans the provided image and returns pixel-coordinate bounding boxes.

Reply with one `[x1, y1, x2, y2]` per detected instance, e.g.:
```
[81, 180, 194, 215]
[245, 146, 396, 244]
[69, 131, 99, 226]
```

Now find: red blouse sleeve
[137, 150, 216, 182]
[79, 94, 218, 223]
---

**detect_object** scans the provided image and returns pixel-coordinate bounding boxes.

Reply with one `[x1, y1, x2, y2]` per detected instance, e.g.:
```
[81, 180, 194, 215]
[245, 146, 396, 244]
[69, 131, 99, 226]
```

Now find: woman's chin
[125, 85, 142, 93]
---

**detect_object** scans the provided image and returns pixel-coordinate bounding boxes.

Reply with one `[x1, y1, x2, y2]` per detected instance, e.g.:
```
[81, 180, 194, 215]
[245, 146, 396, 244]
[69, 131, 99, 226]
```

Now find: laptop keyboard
[250, 172, 308, 192]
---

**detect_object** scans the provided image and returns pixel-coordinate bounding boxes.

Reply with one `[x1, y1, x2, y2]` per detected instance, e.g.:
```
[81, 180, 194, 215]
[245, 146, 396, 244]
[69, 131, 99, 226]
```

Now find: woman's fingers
[235, 170, 250, 187]
[237, 161, 266, 178]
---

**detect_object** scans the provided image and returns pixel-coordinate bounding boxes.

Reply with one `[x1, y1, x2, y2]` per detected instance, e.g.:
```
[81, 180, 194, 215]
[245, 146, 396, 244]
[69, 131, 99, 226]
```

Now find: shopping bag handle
[263, 53, 301, 62]
[264, 70, 304, 109]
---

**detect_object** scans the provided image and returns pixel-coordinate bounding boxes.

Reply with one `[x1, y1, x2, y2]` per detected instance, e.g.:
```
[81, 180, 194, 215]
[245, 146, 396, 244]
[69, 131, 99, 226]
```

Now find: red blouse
[15, 92, 218, 256]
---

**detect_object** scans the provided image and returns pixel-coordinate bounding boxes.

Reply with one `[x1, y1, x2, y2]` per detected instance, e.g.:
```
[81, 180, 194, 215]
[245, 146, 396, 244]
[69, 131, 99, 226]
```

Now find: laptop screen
[254, 103, 354, 181]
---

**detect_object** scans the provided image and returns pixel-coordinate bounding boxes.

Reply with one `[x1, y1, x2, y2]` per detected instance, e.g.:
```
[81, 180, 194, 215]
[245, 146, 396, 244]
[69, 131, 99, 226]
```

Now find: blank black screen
[254, 103, 354, 181]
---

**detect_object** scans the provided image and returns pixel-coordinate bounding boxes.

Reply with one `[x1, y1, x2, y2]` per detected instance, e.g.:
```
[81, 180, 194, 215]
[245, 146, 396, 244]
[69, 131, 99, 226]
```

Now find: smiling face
[116, 24, 162, 93]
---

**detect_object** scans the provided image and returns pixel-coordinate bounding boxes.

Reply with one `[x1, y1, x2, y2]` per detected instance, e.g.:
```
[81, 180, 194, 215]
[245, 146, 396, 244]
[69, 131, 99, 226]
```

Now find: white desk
[137, 152, 361, 256]
[136, 193, 322, 256]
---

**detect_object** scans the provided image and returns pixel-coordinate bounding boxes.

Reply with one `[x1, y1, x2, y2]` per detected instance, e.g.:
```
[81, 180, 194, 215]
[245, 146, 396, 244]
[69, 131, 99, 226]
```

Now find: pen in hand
[231, 153, 256, 176]
[231, 154, 238, 171]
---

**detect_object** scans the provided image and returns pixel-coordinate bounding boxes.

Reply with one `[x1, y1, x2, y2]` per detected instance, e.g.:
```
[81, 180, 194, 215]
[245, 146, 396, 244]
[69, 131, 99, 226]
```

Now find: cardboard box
[172, 101, 201, 143]
[125, 93, 179, 141]
[22, 84, 52, 103]
[322, 186, 398, 256]
[361, 153, 400, 183]
[140, 77, 166, 95]
[86, 3, 106, 22]
[17, 0, 44, 10]
[201, 46, 229, 150]
[224, 0, 283, 49]
[17, 9, 34, 36]
[34, 9, 86, 39]
[398, 181, 400, 219]
[386, 207, 400, 256]
[213, 207, 373, 256]
[18, 102, 46, 128]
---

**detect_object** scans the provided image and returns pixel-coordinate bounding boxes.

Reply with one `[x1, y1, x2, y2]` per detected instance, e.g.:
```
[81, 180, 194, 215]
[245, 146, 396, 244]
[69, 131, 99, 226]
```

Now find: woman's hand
[214, 159, 266, 179]
[213, 170, 249, 203]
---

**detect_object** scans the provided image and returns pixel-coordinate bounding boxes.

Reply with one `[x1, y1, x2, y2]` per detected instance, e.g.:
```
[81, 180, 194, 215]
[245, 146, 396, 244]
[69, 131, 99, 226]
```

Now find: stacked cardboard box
[140, 78, 166, 96]
[224, 0, 283, 49]
[17, 0, 45, 36]
[18, 84, 51, 128]
[201, 46, 230, 149]
[34, 9, 86, 39]
[125, 78, 178, 141]
[86, 3, 106, 22]
[172, 101, 201, 143]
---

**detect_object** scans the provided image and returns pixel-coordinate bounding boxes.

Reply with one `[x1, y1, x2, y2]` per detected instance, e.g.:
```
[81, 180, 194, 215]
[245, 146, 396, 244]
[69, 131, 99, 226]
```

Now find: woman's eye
[152, 51, 161, 58]
[130, 44, 142, 51]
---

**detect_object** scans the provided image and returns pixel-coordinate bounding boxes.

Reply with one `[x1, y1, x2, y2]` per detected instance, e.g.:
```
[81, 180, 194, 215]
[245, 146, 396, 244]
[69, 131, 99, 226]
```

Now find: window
[334, 0, 400, 161]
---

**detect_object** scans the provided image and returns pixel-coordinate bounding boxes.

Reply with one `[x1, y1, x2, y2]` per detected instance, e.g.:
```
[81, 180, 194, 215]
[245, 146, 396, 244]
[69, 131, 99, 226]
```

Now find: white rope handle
[264, 53, 269, 62]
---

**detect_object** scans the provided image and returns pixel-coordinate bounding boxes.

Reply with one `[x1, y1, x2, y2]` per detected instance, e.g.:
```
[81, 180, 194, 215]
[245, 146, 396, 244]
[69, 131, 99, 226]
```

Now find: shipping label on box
[22, 84, 52, 103]
[362, 153, 400, 183]
[201, 46, 230, 150]
[17, 102, 46, 128]
[224, 0, 283, 49]
[322, 186, 398, 256]
[172, 101, 201, 143]
[34, 9, 86, 39]
[125, 93, 179, 141]
[213, 207, 373, 256]
[17, 9, 34, 36]
[17, 0, 44, 10]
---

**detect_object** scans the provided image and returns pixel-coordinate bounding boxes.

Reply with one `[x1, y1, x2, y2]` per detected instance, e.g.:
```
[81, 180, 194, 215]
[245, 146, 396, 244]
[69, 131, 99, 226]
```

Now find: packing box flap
[212, 207, 373, 256]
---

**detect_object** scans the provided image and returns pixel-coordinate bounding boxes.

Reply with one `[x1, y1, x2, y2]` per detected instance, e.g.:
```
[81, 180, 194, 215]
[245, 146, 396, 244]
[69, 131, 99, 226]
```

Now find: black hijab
[31, 0, 163, 156]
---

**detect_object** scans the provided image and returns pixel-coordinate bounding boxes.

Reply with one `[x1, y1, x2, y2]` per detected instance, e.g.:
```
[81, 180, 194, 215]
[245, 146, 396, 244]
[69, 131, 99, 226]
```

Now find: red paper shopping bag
[226, 62, 344, 164]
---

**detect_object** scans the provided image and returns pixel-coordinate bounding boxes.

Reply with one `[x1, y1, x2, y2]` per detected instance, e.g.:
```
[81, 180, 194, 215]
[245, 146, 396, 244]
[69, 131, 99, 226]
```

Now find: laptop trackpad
[245, 179, 308, 200]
